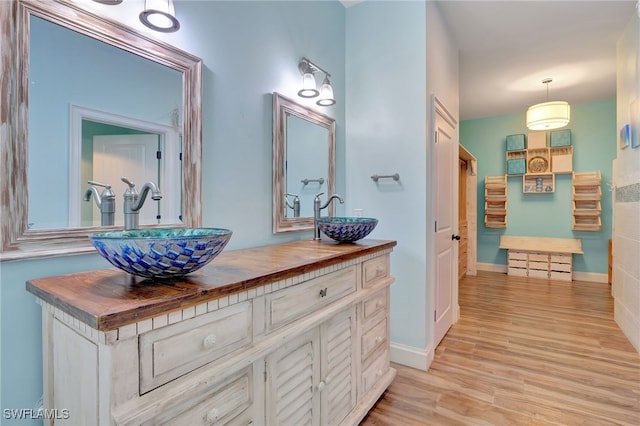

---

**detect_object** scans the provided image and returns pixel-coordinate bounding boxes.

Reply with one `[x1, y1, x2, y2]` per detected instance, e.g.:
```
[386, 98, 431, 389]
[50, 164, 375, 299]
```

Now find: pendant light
[526, 79, 570, 131]
[139, 0, 180, 33]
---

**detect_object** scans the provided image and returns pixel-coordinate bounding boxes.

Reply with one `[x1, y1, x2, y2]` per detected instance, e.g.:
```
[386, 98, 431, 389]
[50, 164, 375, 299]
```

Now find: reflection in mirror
[273, 93, 335, 233]
[29, 15, 182, 230]
[0, 0, 202, 260]
[285, 115, 329, 218]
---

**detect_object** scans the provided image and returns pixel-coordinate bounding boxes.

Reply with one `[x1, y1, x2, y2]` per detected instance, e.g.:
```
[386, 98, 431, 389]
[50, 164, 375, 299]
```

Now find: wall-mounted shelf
[550, 146, 573, 173]
[572, 171, 602, 231]
[523, 173, 555, 193]
[484, 175, 507, 228]
[505, 131, 573, 193]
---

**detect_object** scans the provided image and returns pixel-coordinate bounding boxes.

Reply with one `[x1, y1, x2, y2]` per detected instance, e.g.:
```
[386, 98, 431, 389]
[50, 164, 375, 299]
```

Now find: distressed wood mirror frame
[272, 92, 335, 233]
[0, 0, 202, 260]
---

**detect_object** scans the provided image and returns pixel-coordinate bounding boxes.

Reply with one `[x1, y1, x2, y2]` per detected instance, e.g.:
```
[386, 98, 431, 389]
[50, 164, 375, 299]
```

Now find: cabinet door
[266, 328, 321, 426]
[321, 307, 356, 426]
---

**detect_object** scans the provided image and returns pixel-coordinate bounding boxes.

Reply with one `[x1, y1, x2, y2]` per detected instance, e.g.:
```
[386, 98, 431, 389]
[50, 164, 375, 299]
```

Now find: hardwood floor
[361, 271, 640, 425]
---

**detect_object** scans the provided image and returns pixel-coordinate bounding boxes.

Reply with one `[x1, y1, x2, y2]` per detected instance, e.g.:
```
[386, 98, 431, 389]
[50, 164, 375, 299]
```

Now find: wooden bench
[499, 236, 583, 281]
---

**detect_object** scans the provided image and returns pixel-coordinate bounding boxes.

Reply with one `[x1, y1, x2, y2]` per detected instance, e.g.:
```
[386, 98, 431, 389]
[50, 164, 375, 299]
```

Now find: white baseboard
[389, 342, 433, 371]
[573, 271, 608, 283]
[477, 262, 507, 273]
[478, 262, 608, 283]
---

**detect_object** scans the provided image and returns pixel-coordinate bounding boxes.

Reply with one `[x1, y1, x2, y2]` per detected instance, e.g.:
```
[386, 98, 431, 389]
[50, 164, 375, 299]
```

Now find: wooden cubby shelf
[523, 173, 555, 193]
[571, 171, 602, 231]
[505, 131, 573, 193]
[485, 175, 507, 228]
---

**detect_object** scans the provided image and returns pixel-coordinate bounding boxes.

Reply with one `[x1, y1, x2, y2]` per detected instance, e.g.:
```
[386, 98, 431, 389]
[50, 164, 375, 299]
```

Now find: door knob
[452, 234, 461, 241]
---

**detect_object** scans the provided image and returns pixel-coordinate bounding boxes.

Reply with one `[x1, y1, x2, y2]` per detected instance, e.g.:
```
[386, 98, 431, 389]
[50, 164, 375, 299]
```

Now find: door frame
[68, 105, 181, 227]
[459, 144, 478, 276]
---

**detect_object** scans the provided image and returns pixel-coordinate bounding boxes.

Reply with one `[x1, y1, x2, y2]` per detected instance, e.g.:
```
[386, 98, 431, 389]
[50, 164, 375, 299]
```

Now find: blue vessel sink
[316, 217, 378, 243]
[90, 228, 232, 279]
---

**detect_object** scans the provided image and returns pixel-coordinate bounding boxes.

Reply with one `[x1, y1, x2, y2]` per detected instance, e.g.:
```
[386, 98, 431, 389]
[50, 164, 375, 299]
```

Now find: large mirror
[273, 93, 335, 233]
[0, 0, 202, 260]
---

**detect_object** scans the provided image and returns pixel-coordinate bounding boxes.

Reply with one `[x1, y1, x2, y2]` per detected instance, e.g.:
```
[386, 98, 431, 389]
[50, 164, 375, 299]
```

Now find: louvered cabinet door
[321, 307, 356, 426]
[266, 328, 321, 426]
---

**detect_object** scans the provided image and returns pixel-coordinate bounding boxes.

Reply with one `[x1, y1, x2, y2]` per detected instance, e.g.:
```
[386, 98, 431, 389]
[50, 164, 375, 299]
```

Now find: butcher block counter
[27, 238, 397, 426]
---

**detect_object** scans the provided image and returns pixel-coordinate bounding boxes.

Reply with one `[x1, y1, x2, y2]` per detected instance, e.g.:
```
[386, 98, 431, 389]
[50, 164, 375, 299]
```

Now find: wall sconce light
[139, 0, 180, 33]
[297, 58, 336, 106]
[526, 78, 570, 131]
[298, 60, 319, 98]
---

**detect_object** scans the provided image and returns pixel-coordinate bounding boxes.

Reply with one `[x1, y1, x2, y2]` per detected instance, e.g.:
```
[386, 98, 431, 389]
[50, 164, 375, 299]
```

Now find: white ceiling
[435, 0, 637, 120]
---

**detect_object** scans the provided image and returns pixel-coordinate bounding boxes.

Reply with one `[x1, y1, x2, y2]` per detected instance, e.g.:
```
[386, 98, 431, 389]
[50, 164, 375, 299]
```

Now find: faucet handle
[121, 177, 136, 188]
[315, 192, 325, 199]
[87, 180, 111, 190]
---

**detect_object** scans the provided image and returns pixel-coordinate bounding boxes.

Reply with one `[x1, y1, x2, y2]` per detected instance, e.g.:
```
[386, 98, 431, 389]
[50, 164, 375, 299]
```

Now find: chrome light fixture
[139, 0, 180, 33]
[297, 58, 336, 106]
[526, 78, 570, 131]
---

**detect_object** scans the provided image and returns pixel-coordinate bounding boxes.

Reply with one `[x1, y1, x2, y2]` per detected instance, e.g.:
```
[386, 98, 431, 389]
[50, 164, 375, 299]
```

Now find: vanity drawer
[362, 288, 388, 324]
[266, 266, 356, 332]
[361, 350, 389, 396]
[141, 367, 254, 426]
[139, 301, 253, 393]
[362, 255, 389, 288]
[361, 317, 387, 364]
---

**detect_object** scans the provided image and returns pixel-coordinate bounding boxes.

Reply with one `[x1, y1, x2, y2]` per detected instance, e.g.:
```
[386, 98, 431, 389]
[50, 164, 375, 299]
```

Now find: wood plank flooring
[360, 271, 640, 425]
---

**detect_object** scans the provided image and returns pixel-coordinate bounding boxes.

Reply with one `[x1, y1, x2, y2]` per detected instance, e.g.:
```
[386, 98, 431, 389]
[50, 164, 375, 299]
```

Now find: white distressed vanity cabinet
[27, 239, 396, 425]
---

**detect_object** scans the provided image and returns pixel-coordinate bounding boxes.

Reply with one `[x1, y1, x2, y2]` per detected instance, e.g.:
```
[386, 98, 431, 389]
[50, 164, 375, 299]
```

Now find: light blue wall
[1, 1, 346, 422]
[346, 1, 427, 349]
[460, 100, 616, 274]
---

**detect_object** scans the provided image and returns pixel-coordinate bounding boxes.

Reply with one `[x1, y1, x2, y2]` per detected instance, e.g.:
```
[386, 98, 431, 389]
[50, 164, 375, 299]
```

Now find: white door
[433, 98, 458, 347]
[92, 134, 160, 227]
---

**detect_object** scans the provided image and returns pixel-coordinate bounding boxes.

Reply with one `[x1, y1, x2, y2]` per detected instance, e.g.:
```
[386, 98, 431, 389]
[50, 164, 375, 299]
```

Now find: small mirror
[0, 0, 202, 260]
[273, 93, 335, 233]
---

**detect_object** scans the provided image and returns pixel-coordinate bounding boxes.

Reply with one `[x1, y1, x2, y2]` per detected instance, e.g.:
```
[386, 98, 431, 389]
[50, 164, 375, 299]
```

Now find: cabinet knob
[375, 336, 383, 344]
[206, 408, 219, 422]
[376, 299, 384, 308]
[317, 381, 325, 392]
[319, 288, 328, 298]
[203, 334, 217, 349]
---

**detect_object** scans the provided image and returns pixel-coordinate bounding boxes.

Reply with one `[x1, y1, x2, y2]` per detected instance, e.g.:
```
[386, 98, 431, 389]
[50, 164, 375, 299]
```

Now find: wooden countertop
[26, 239, 396, 331]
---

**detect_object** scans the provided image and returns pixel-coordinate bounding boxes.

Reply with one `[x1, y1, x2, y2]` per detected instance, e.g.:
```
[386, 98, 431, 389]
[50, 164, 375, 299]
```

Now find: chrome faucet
[313, 192, 344, 240]
[83, 181, 116, 226]
[285, 193, 301, 218]
[121, 177, 162, 230]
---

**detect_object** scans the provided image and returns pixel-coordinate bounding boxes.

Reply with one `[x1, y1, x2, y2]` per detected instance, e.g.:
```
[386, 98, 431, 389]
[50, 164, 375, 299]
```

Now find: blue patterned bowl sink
[316, 217, 378, 243]
[89, 228, 232, 279]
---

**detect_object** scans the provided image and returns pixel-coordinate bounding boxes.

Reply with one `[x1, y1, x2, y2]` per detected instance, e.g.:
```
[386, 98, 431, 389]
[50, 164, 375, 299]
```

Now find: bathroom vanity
[27, 239, 396, 425]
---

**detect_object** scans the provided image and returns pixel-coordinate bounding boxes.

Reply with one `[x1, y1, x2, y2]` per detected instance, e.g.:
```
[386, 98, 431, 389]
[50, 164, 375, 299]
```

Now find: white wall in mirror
[28, 15, 182, 229]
